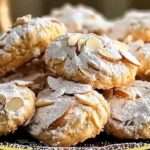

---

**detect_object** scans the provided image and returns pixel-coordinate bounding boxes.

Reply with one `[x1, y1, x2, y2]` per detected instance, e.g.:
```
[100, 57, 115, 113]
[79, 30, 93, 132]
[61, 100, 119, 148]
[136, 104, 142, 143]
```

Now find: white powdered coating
[30, 76, 94, 135]
[0, 15, 66, 76]
[107, 80, 150, 139]
[0, 81, 34, 115]
[0, 81, 35, 135]
[109, 13, 150, 40]
[46, 34, 140, 68]
[124, 10, 150, 18]
[37, 88, 65, 104]
[0, 16, 66, 52]
[129, 41, 150, 76]
[50, 4, 112, 33]
[29, 76, 109, 145]
[30, 96, 73, 135]
[45, 34, 139, 89]
[110, 97, 150, 133]
[47, 76, 92, 94]
[36, 76, 93, 106]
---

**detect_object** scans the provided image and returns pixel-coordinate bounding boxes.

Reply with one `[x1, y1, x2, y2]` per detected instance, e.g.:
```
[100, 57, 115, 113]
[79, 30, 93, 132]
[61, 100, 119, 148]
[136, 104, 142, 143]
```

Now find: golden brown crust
[50, 4, 112, 34]
[0, 15, 66, 76]
[45, 33, 139, 89]
[106, 80, 150, 139]
[0, 57, 47, 93]
[29, 76, 110, 146]
[109, 13, 150, 42]
[0, 81, 35, 136]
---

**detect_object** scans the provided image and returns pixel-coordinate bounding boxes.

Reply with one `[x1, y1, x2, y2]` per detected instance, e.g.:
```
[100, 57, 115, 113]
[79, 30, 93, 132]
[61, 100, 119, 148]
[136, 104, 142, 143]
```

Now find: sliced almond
[114, 41, 129, 51]
[36, 100, 54, 107]
[68, 34, 81, 46]
[64, 83, 92, 94]
[77, 37, 87, 49]
[75, 92, 101, 108]
[79, 67, 96, 80]
[119, 50, 140, 66]
[47, 76, 63, 91]
[5, 97, 24, 111]
[36, 88, 63, 107]
[38, 88, 64, 100]
[30, 96, 73, 135]
[47, 76, 92, 94]
[86, 37, 102, 50]
[98, 47, 122, 61]
[12, 80, 33, 86]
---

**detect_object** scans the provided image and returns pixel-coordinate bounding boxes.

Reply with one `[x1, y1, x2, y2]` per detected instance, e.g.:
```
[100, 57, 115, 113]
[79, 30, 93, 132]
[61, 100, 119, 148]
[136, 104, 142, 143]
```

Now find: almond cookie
[129, 41, 150, 80]
[29, 76, 110, 146]
[50, 4, 112, 34]
[106, 80, 150, 139]
[45, 33, 140, 89]
[109, 14, 150, 42]
[0, 15, 66, 76]
[0, 80, 35, 136]
[0, 57, 47, 93]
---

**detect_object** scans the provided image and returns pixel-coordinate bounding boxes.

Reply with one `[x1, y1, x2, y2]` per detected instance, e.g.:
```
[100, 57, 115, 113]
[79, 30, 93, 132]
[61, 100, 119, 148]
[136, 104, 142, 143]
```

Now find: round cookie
[109, 13, 150, 42]
[0, 80, 35, 136]
[29, 76, 110, 146]
[129, 41, 150, 80]
[0, 15, 66, 76]
[44, 33, 140, 89]
[50, 4, 112, 34]
[106, 80, 150, 139]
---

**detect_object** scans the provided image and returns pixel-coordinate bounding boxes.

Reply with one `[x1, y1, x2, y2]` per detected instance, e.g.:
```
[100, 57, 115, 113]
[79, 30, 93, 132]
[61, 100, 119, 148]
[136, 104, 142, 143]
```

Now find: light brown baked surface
[106, 80, 150, 139]
[45, 33, 140, 89]
[0, 80, 35, 136]
[109, 12, 150, 42]
[0, 15, 66, 76]
[29, 76, 110, 146]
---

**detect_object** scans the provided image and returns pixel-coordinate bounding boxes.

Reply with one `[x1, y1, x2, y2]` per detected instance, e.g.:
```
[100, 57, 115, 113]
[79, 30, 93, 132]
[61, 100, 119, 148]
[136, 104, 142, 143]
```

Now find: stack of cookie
[0, 4, 150, 147]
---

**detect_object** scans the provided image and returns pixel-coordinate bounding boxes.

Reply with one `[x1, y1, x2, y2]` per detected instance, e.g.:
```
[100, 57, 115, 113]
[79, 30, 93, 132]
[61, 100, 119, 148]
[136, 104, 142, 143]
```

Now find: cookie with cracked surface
[50, 4, 112, 34]
[106, 80, 150, 139]
[129, 41, 150, 80]
[0, 80, 35, 136]
[0, 14, 66, 76]
[109, 13, 150, 42]
[44, 33, 140, 89]
[29, 76, 110, 146]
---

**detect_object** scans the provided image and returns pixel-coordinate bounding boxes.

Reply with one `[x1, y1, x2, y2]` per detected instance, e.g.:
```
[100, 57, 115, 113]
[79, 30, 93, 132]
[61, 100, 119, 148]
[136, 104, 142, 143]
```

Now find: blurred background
[9, 0, 150, 19]
[1, 0, 150, 31]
